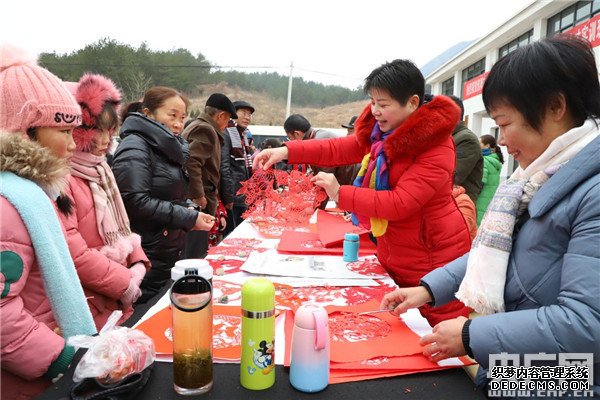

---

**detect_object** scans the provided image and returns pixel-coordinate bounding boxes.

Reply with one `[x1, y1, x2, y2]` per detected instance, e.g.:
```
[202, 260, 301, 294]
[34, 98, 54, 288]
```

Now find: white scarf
[456, 119, 599, 315]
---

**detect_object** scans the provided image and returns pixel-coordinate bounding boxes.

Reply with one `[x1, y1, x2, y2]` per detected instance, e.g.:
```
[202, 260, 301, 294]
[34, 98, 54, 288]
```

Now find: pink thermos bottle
[289, 304, 330, 392]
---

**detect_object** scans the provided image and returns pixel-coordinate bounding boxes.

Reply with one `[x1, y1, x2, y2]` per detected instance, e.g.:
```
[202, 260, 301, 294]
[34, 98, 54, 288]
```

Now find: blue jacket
[422, 134, 600, 394]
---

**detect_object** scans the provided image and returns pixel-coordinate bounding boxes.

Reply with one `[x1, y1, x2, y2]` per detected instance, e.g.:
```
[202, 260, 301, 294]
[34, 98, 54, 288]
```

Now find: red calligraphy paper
[316, 209, 369, 248]
[277, 231, 376, 256]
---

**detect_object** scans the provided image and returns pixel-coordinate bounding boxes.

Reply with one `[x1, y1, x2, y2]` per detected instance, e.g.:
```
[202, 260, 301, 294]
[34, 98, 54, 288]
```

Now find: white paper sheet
[216, 271, 379, 288]
[241, 249, 386, 280]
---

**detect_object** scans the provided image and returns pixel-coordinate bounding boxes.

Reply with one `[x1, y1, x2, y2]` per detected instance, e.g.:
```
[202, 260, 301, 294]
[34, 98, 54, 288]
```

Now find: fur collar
[0, 132, 70, 197]
[354, 95, 460, 159]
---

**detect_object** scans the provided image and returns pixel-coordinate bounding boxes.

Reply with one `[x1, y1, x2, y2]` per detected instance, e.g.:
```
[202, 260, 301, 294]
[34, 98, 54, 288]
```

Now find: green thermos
[240, 278, 276, 390]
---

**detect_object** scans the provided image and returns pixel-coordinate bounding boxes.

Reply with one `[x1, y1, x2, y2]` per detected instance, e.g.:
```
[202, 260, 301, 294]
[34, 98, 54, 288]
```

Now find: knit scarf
[70, 152, 139, 264]
[456, 119, 600, 315]
[351, 122, 391, 237]
[0, 172, 96, 338]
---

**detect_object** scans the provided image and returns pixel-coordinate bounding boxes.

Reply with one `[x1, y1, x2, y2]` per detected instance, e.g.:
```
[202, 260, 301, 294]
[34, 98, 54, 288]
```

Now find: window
[461, 58, 486, 96]
[547, 1, 600, 36]
[576, 1, 592, 22]
[499, 30, 533, 59]
[441, 77, 454, 96]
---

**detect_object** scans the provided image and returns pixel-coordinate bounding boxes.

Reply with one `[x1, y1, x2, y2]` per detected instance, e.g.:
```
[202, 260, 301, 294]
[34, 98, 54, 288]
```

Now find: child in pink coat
[0, 44, 96, 400]
[63, 74, 151, 329]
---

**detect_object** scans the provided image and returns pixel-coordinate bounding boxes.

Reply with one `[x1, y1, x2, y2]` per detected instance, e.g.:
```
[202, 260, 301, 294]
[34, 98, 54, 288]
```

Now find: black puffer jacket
[112, 113, 197, 300]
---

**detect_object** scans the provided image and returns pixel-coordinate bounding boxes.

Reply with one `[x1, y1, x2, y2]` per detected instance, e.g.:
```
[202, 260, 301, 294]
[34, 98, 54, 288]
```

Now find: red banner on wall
[565, 13, 600, 48]
[462, 71, 489, 100]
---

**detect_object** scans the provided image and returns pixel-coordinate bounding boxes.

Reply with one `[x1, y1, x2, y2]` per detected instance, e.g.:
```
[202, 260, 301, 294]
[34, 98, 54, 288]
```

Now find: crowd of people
[1, 32, 599, 399]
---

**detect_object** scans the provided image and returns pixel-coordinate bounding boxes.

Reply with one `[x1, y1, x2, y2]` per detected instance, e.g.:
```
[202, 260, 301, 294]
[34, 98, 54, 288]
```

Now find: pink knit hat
[71, 73, 122, 152]
[0, 43, 82, 133]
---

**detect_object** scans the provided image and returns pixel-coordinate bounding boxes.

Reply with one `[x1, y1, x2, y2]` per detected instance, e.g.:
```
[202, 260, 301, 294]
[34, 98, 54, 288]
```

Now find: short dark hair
[483, 34, 600, 130]
[260, 138, 283, 150]
[283, 114, 311, 133]
[364, 59, 425, 106]
[448, 95, 465, 120]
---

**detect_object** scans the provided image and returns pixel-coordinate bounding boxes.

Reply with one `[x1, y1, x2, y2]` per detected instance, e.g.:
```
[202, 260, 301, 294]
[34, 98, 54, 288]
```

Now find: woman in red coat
[255, 60, 471, 326]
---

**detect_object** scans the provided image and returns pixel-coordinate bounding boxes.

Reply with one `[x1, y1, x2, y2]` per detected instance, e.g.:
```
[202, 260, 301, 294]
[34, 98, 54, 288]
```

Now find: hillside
[190, 83, 368, 129]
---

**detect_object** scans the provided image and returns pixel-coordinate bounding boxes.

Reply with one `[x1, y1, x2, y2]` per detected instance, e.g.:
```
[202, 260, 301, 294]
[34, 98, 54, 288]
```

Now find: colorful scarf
[351, 122, 391, 237]
[70, 151, 133, 247]
[0, 172, 96, 338]
[456, 118, 600, 314]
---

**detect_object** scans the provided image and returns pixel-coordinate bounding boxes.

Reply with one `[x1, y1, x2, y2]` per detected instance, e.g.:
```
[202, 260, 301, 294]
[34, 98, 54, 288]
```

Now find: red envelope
[276, 230, 376, 256]
[317, 210, 370, 248]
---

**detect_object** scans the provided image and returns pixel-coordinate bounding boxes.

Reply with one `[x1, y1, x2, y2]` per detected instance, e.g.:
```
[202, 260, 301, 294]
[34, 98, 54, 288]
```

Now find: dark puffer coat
[112, 113, 197, 301]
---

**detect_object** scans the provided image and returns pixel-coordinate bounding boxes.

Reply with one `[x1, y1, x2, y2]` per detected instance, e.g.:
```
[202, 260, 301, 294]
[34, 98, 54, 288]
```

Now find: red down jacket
[285, 96, 471, 326]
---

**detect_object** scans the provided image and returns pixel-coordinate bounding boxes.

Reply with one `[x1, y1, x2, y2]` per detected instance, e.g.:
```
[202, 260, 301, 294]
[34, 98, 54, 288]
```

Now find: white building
[426, 0, 600, 178]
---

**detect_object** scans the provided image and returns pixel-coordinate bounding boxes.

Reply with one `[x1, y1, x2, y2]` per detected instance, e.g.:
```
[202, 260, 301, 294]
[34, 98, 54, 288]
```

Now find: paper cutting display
[135, 305, 244, 361]
[239, 169, 327, 228]
[329, 312, 392, 342]
[326, 301, 424, 363]
[242, 250, 386, 280]
[345, 257, 387, 276]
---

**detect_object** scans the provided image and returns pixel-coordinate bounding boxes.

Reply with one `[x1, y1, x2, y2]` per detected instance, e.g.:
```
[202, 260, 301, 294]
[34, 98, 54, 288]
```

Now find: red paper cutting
[207, 245, 269, 258]
[275, 284, 395, 311]
[220, 238, 264, 248]
[239, 169, 327, 226]
[331, 354, 473, 370]
[326, 300, 423, 363]
[135, 305, 243, 360]
[345, 257, 387, 276]
[207, 259, 245, 274]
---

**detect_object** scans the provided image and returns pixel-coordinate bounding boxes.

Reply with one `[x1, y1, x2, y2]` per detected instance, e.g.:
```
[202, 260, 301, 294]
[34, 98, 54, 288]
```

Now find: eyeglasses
[237, 109, 253, 118]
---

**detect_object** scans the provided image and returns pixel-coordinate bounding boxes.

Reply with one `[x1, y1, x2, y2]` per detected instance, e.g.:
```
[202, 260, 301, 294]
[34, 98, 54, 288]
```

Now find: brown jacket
[182, 113, 224, 215]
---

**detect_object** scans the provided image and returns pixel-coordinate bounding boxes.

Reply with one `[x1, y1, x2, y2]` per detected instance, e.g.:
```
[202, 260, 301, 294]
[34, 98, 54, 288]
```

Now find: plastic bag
[67, 310, 156, 384]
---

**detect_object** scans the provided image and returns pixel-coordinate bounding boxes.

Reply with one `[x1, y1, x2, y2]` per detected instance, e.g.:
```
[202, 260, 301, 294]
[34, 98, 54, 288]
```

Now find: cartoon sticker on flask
[248, 339, 275, 375]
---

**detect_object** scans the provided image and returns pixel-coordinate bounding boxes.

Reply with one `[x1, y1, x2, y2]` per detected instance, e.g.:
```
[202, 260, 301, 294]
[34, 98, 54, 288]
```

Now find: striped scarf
[351, 122, 391, 237]
[70, 152, 132, 246]
[456, 118, 600, 314]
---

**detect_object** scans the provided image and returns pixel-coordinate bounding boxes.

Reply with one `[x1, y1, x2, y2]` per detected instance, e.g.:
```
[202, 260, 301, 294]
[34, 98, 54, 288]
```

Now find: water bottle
[240, 278, 276, 390]
[172, 259, 212, 283]
[290, 303, 330, 392]
[170, 268, 213, 395]
[343, 232, 360, 262]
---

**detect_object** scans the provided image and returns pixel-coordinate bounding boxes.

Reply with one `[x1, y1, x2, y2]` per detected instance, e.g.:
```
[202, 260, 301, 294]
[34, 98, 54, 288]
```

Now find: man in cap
[284, 114, 359, 208]
[223, 100, 255, 234]
[342, 115, 358, 135]
[182, 93, 237, 257]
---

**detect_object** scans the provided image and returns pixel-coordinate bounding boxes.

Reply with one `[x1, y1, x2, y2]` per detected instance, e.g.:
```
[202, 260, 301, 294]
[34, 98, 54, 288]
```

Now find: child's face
[369, 88, 418, 132]
[35, 127, 76, 160]
[90, 128, 112, 157]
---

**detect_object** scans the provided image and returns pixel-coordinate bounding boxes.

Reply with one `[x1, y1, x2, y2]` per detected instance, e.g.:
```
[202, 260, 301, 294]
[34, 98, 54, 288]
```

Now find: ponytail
[493, 145, 504, 164]
[120, 101, 143, 124]
[480, 134, 504, 164]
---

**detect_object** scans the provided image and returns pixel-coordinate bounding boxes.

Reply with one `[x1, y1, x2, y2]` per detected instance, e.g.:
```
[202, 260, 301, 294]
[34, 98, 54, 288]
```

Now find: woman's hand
[254, 147, 289, 170]
[420, 316, 468, 362]
[193, 212, 216, 231]
[311, 172, 340, 201]
[380, 286, 432, 316]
